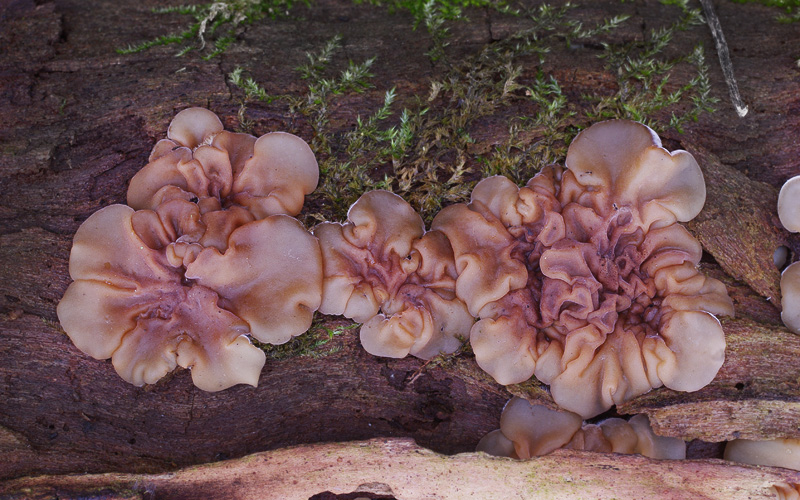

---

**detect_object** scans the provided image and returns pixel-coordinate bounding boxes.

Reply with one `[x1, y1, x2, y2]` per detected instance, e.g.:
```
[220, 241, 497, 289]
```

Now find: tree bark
[2, 0, 800, 496]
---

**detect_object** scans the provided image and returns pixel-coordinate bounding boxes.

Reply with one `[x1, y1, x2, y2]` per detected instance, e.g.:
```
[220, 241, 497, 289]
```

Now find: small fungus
[58, 108, 323, 391]
[778, 174, 800, 334]
[314, 190, 473, 359]
[782, 262, 800, 334]
[128, 107, 319, 222]
[724, 438, 800, 471]
[433, 120, 734, 418]
[477, 397, 685, 460]
[778, 175, 800, 234]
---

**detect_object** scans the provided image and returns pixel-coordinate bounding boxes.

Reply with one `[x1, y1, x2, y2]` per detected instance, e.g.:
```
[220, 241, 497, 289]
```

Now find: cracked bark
[1, 0, 800, 497]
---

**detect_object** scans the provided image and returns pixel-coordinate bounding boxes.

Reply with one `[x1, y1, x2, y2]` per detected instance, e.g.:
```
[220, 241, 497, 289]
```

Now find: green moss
[117, 0, 309, 58]
[589, 2, 718, 132]
[227, 1, 717, 227]
[255, 318, 358, 360]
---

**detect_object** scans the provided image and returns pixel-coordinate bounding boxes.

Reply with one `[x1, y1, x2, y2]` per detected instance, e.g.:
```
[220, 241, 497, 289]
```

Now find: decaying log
[1, 438, 799, 500]
[2, 0, 800, 491]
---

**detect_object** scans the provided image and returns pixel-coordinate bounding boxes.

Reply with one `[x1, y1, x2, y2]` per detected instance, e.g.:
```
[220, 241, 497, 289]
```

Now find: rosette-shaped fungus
[433, 120, 734, 418]
[314, 190, 473, 359]
[57, 108, 323, 391]
[128, 107, 319, 221]
[477, 397, 685, 460]
[57, 202, 322, 391]
[778, 175, 800, 334]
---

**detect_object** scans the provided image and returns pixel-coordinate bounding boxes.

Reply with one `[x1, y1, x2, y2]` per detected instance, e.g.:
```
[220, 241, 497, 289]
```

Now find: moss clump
[228, 2, 718, 227]
[255, 318, 358, 360]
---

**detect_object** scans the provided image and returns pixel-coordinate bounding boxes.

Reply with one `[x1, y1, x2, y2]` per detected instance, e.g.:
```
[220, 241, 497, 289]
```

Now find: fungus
[434, 120, 733, 418]
[477, 397, 685, 460]
[476, 396, 582, 459]
[57, 203, 322, 390]
[724, 438, 800, 471]
[781, 262, 800, 334]
[778, 175, 800, 334]
[778, 175, 800, 233]
[57, 107, 323, 390]
[314, 190, 473, 359]
[128, 107, 318, 221]
[773, 482, 800, 500]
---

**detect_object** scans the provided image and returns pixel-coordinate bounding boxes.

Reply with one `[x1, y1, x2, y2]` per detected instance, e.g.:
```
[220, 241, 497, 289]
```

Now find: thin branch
[700, 0, 748, 117]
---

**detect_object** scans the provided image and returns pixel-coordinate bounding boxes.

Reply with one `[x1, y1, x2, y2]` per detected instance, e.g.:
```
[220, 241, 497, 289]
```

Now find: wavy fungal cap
[128, 108, 318, 219]
[315, 190, 472, 360]
[565, 119, 706, 227]
[434, 119, 733, 418]
[56, 205, 267, 391]
[58, 107, 323, 391]
[57, 203, 323, 391]
[477, 397, 685, 460]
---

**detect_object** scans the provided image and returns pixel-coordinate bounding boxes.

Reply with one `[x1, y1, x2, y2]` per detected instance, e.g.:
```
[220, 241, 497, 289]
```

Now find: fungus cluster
[477, 397, 685, 460]
[778, 175, 800, 334]
[314, 190, 473, 359]
[57, 108, 322, 391]
[433, 120, 734, 418]
[59, 115, 733, 417]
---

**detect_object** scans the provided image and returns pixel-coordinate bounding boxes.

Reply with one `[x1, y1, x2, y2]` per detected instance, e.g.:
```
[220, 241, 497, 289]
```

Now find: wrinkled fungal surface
[128, 107, 319, 222]
[477, 397, 685, 460]
[57, 108, 323, 391]
[433, 120, 734, 418]
[314, 190, 473, 359]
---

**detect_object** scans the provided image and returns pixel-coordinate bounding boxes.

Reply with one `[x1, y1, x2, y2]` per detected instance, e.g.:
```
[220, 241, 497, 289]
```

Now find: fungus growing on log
[57, 108, 323, 390]
[782, 263, 800, 335]
[773, 482, 800, 500]
[128, 107, 319, 221]
[778, 175, 800, 334]
[314, 190, 473, 359]
[477, 397, 685, 460]
[778, 175, 800, 234]
[433, 120, 734, 418]
[724, 438, 800, 471]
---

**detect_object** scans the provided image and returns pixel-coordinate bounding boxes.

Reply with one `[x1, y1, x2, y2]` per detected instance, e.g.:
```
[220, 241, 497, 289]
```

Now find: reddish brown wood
[2, 0, 800, 491]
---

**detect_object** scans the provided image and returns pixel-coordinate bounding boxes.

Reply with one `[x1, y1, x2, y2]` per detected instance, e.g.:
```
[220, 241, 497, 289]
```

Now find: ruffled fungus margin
[314, 190, 473, 359]
[433, 120, 734, 418]
[477, 397, 685, 460]
[57, 108, 322, 391]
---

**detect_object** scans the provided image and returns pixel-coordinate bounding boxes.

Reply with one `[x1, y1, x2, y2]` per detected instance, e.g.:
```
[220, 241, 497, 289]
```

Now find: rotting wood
[2, 438, 800, 500]
[2, 0, 800, 489]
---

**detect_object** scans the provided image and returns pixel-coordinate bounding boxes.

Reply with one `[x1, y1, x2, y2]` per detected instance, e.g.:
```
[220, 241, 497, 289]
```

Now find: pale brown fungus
[58, 108, 323, 390]
[434, 120, 733, 418]
[778, 175, 800, 334]
[128, 108, 318, 222]
[477, 397, 685, 460]
[315, 190, 472, 359]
